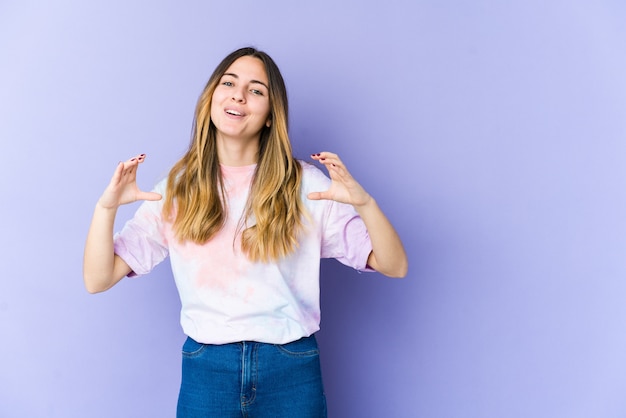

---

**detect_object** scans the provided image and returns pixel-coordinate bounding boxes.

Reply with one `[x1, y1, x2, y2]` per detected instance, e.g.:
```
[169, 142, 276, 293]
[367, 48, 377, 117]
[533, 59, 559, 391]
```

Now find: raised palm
[308, 152, 371, 207]
[98, 154, 162, 209]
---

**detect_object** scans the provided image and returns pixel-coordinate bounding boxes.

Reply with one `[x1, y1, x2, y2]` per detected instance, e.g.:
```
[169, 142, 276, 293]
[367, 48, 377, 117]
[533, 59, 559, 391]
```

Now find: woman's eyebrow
[223, 72, 269, 90]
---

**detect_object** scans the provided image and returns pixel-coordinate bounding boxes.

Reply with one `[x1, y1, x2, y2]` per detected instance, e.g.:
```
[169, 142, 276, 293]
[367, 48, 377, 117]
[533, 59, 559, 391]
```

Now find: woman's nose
[231, 88, 245, 102]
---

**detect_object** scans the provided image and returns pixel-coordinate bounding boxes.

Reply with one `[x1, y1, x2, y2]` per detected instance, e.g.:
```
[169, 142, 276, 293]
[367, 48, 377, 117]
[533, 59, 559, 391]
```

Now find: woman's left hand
[308, 152, 371, 207]
[308, 151, 408, 278]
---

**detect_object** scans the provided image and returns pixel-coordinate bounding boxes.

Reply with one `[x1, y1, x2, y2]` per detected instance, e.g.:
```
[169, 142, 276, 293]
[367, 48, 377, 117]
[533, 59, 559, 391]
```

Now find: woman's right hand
[97, 154, 162, 209]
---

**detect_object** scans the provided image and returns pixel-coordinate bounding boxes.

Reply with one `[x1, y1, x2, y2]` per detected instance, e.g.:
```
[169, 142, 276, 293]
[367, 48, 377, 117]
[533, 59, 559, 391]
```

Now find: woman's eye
[222, 81, 233, 86]
[251, 89, 263, 95]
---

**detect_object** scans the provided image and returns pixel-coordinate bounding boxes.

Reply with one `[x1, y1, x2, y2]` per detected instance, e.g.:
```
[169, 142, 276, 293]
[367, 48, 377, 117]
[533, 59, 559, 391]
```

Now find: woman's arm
[83, 154, 162, 293]
[308, 152, 408, 278]
[353, 197, 408, 278]
[83, 203, 130, 293]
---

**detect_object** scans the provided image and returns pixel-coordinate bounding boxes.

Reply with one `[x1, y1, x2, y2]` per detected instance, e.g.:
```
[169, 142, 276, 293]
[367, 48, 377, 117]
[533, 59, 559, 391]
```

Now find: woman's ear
[265, 118, 272, 128]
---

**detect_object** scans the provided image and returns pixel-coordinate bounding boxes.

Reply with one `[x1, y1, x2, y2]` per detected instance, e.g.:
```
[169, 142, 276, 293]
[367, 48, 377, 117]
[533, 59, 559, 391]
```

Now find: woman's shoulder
[298, 159, 328, 180]
[298, 159, 330, 188]
[153, 176, 169, 194]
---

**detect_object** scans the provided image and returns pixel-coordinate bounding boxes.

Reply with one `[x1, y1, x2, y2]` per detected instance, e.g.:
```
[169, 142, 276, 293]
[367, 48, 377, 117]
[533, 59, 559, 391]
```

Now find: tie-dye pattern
[113, 161, 373, 344]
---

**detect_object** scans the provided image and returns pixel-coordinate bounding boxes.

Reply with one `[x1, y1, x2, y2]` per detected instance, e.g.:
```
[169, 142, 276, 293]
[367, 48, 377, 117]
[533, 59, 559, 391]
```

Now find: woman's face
[210, 56, 271, 144]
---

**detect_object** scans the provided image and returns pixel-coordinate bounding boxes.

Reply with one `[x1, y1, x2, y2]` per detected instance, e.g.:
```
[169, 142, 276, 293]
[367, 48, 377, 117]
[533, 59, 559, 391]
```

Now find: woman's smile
[210, 55, 271, 144]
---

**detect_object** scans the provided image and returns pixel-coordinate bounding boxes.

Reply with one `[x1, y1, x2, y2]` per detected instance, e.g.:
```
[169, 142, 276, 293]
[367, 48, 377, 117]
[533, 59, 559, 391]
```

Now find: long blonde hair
[163, 47, 305, 262]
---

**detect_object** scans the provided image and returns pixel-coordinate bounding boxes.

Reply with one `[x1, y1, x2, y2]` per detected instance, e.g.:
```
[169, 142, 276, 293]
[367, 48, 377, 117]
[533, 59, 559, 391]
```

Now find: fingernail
[131, 158, 137, 162]
[140, 154, 146, 157]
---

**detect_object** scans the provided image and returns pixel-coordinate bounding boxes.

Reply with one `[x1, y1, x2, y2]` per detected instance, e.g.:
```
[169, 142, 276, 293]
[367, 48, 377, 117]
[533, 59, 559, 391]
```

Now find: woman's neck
[216, 135, 259, 167]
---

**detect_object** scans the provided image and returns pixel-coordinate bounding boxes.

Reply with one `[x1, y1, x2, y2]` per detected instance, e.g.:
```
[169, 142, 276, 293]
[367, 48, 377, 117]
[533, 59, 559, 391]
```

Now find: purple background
[2, 1, 626, 417]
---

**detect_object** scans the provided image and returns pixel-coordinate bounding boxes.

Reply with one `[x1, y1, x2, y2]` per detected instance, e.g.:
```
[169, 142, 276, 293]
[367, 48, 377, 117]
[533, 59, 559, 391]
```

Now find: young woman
[83, 47, 408, 418]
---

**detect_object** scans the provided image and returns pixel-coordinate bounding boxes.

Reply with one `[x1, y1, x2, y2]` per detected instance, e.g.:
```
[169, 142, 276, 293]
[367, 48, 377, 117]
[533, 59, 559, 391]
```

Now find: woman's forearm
[354, 197, 408, 278]
[83, 204, 129, 293]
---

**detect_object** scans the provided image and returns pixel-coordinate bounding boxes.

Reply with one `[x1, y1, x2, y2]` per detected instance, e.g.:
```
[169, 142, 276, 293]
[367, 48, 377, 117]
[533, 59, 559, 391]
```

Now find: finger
[311, 152, 340, 164]
[119, 164, 137, 183]
[323, 161, 350, 182]
[312, 155, 339, 172]
[318, 151, 338, 160]
[317, 155, 345, 172]
[122, 153, 146, 168]
[310, 153, 323, 162]
[307, 191, 328, 201]
[137, 191, 163, 202]
[120, 154, 145, 178]
[108, 161, 126, 187]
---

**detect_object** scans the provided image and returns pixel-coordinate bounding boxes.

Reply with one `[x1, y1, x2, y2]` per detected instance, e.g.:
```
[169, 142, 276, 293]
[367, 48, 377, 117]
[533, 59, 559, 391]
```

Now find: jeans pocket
[275, 336, 320, 358]
[181, 337, 206, 357]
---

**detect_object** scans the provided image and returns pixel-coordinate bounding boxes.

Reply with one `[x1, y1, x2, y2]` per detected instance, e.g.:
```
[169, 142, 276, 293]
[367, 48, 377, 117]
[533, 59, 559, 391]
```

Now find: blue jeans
[176, 335, 327, 417]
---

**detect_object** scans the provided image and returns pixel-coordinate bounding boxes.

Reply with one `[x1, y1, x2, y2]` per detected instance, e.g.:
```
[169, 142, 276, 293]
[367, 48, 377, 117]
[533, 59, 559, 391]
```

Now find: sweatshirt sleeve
[320, 199, 374, 272]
